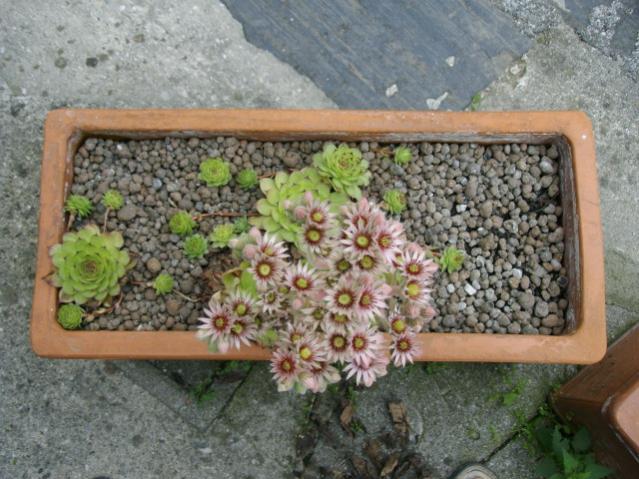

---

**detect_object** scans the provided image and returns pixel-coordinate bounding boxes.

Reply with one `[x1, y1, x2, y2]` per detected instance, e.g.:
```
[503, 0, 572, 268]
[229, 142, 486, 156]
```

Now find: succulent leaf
[49, 224, 130, 305]
[233, 216, 250, 234]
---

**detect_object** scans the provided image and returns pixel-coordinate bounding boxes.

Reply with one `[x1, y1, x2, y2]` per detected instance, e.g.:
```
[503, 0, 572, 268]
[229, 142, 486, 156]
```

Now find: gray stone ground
[1, 1, 638, 478]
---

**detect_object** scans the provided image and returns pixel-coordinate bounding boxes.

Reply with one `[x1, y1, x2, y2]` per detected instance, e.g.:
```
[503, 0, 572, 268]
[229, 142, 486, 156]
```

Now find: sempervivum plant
[199, 157, 231, 187]
[50, 224, 131, 304]
[57, 304, 84, 330]
[250, 168, 347, 243]
[169, 211, 196, 236]
[236, 168, 259, 189]
[65, 195, 93, 219]
[209, 223, 235, 249]
[197, 193, 438, 393]
[313, 143, 371, 199]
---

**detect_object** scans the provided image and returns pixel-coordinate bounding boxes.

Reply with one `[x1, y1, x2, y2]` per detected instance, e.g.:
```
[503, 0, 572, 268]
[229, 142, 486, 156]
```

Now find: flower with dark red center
[302, 361, 341, 393]
[285, 262, 320, 295]
[354, 275, 391, 321]
[349, 327, 385, 366]
[391, 331, 420, 367]
[344, 354, 389, 387]
[228, 318, 256, 350]
[271, 349, 300, 392]
[197, 300, 234, 352]
[227, 290, 255, 318]
[250, 257, 282, 289]
[326, 332, 351, 363]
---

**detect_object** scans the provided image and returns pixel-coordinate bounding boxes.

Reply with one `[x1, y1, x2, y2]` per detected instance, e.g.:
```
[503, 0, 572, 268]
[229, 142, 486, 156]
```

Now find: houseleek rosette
[50, 224, 130, 304]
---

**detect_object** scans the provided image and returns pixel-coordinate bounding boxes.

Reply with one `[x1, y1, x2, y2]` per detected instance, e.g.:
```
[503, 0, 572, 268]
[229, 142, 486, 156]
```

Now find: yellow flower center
[379, 235, 391, 248]
[392, 319, 406, 333]
[337, 292, 353, 306]
[235, 303, 247, 316]
[257, 262, 272, 278]
[355, 234, 370, 248]
[333, 313, 348, 324]
[408, 263, 421, 274]
[311, 211, 324, 223]
[291, 333, 302, 343]
[231, 322, 243, 334]
[399, 340, 410, 351]
[214, 317, 226, 329]
[360, 293, 372, 306]
[294, 277, 309, 290]
[306, 228, 321, 243]
[299, 346, 312, 360]
[353, 337, 365, 350]
[332, 336, 346, 349]
[406, 282, 421, 298]
[282, 358, 293, 372]
[337, 259, 351, 272]
[359, 255, 375, 270]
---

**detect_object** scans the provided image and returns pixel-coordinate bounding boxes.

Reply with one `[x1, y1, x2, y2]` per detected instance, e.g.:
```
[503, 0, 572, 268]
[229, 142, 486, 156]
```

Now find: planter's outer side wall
[30, 109, 606, 363]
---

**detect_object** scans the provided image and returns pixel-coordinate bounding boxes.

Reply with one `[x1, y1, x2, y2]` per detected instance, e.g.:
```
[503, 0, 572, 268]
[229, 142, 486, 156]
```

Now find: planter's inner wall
[63, 129, 579, 336]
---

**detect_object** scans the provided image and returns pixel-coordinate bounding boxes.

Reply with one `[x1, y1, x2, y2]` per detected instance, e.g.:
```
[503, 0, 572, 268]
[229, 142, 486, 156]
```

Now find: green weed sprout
[101, 190, 124, 210]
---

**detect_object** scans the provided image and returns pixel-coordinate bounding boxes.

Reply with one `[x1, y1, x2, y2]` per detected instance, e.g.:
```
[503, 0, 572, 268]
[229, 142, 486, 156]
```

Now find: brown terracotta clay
[553, 323, 639, 478]
[30, 109, 605, 362]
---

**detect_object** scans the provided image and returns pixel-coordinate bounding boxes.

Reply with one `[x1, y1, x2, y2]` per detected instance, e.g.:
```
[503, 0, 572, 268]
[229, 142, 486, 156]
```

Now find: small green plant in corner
[236, 168, 259, 189]
[57, 304, 84, 330]
[470, 92, 482, 111]
[169, 211, 197, 236]
[101, 189, 124, 228]
[438, 246, 465, 273]
[183, 234, 208, 259]
[383, 189, 407, 214]
[153, 273, 174, 295]
[190, 378, 214, 406]
[394, 146, 413, 166]
[533, 424, 613, 479]
[209, 223, 235, 249]
[199, 157, 231, 187]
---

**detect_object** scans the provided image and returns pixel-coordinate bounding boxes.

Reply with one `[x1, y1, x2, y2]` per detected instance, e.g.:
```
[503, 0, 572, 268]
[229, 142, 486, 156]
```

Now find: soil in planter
[70, 137, 567, 335]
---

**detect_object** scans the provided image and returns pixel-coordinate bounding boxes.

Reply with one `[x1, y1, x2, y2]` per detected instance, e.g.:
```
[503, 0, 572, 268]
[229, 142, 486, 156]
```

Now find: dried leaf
[340, 402, 353, 431]
[351, 455, 377, 479]
[388, 401, 409, 438]
[363, 438, 385, 469]
[380, 452, 400, 477]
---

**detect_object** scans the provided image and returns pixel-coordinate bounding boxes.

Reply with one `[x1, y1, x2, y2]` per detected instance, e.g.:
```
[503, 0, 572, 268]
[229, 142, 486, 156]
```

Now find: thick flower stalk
[197, 194, 439, 393]
[50, 224, 130, 304]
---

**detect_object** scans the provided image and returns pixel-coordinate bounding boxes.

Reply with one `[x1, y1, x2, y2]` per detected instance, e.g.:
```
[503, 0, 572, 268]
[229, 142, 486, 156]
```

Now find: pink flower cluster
[197, 193, 438, 392]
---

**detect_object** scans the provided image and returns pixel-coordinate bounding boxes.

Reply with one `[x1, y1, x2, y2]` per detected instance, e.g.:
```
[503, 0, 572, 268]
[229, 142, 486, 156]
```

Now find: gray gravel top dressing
[70, 136, 567, 335]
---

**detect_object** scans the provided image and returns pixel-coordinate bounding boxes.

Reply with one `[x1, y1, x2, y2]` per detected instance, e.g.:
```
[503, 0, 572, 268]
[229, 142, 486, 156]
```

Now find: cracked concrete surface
[1, 0, 638, 478]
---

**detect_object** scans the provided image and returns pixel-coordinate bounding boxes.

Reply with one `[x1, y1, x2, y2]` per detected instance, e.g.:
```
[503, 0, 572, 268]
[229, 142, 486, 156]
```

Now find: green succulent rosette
[313, 143, 371, 199]
[153, 273, 174, 295]
[209, 223, 235, 249]
[199, 157, 231, 187]
[65, 195, 93, 218]
[169, 211, 196, 236]
[250, 168, 347, 243]
[102, 190, 124, 210]
[184, 234, 208, 259]
[236, 168, 259, 189]
[383, 189, 407, 214]
[439, 247, 465, 273]
[50, 224, 130, 305]
[57, 304, 84, 330]
[394, 146, 412, 166]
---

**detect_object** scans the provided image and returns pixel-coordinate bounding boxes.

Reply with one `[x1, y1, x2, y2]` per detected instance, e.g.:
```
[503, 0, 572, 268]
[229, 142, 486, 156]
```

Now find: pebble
[146, 258, 162, 274]
[72, 137, 567, 337]
[117, 204, 138, 221]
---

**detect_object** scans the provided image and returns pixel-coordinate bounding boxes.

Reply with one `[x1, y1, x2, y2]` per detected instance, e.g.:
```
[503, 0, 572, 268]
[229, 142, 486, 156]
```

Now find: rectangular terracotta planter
[30, 109, 606, 363]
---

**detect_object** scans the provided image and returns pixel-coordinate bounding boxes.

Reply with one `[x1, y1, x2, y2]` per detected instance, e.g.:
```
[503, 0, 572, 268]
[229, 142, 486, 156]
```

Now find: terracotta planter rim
[30, 109, 606, 363]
